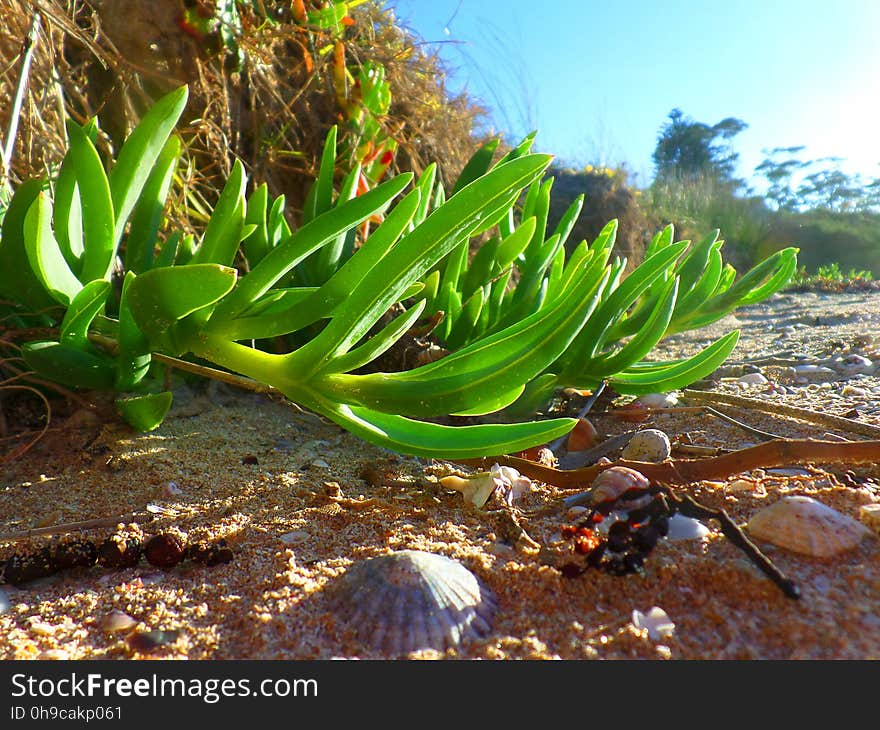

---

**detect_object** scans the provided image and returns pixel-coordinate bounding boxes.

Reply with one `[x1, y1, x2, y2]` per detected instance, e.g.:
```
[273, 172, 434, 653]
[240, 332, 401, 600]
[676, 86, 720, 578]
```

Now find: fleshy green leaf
[108, 86, 188, 245]
[125, 136, 181, 273]
[65, 120, 115, 282]
[191, 159, 246, 267]
[0, 179, 59, 311]
[23, 193, 83, 306]
[126, 264, 238, 353]
[22, 340, 115, 390]
[116, 271, 152, 390]
[116, 392, 173, 432]
[59, 280, 111, 348]
[325, 402, 576, 460]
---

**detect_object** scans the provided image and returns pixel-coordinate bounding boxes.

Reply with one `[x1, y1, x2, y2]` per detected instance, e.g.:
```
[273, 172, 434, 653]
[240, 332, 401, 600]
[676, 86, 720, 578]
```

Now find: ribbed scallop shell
[326, 550, 496, 656]
[747, 496, 873, 558]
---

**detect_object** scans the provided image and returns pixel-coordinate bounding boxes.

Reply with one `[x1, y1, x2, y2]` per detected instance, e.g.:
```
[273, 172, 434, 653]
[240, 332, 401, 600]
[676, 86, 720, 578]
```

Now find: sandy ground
[1, 290, 879, 660]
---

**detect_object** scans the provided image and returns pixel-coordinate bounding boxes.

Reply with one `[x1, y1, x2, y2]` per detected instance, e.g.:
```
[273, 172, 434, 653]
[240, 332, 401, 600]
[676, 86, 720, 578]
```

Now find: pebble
[311, 458, 331, 469]
[842, 385, 869, 398]
[102, 610, 138, 633]
[833, 354, 873, 376]
[793, 364, 835, 377]
[728, 478, 755, 493]
[127, 629, 180, 654]
[37, 649, 69, 660]
[621, 429, 671, 462]
[859, 504, 880, 533]
[280, 531, 310, 545]
[29, 619, 56, 636]
[0, 587, 9, 614]
[633, 392, 679, 408]
[632, 606, 675, 641]
[737, 372, 768, 385]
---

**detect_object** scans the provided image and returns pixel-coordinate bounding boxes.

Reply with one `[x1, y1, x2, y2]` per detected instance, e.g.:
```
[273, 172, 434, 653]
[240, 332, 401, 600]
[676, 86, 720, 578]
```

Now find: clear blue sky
[387, 0, 880, 190]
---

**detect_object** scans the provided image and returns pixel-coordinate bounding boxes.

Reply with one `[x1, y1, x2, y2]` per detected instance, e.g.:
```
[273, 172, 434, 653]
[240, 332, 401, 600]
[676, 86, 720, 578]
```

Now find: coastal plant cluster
[0, 86, 797, 459]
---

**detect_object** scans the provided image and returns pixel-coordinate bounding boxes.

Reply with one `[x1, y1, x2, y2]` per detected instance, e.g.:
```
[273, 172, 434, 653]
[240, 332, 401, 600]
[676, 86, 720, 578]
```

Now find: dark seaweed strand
[0, 534, 233, 586]
[672, 493, 800, 600]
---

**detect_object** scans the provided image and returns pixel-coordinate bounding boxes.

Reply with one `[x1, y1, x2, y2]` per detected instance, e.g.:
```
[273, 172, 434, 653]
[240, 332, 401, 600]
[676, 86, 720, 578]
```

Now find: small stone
[37, 649, 69, 660]
[859, 504, 880, 533]
[634, 392, 680, 408]
[728, 478, 754, 493]
[621, 429, 671, 462]
[834, 354, 873, 376]
[127, 629, 180, 654]
[29, 619, 56, 636]
[793, 364, 835, 378]
[102, 610, 138, 633]
[280, 531, 310, 545]
[311, 458, 331, 468]
[737, 372, 768, 385]
[0, 587, 9, 614]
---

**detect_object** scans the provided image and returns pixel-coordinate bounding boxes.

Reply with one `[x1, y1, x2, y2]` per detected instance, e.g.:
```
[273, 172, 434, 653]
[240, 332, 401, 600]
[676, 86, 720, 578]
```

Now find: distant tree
[652, 108, 747, 186]
[758, 148, 880, 213]
[755, 146, 809, 211]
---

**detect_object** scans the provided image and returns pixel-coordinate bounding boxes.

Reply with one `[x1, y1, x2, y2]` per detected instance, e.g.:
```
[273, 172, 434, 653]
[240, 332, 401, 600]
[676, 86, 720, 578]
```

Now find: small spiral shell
[589, 466, 650, 504]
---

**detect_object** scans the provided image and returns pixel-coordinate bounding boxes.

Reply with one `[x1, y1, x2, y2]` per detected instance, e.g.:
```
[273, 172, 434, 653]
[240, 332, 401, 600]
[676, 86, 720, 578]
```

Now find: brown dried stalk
[0, 512, 144, 543]
[682, 388, 880, 439]
[457, 438, 880, 490]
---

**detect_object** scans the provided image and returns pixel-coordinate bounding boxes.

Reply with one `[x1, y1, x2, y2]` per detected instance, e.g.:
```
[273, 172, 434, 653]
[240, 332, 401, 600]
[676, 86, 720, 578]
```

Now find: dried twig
[682, 388, 880, 439]
[0, 512, 145, 543]
[458, 438, 880, 490]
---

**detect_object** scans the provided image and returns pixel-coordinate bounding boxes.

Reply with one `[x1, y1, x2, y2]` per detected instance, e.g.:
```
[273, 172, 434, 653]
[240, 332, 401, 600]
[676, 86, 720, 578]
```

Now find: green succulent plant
[416, 138, 799, 412]
[0, 86, 798, 460]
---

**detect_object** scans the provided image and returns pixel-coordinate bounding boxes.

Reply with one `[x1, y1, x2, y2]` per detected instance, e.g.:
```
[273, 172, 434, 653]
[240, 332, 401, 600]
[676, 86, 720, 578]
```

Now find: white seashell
[633, 392, 679, 408]
[859, 503, 880, 533]
[664, 513, 710, 541]
[440, 464, 531, 509]
[589, 466, 650, 504]
[621, 429, 671, 462]
[632, 606, 675, 641]
[747, 496, 873, 557]
[325, 550, 496, 655]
